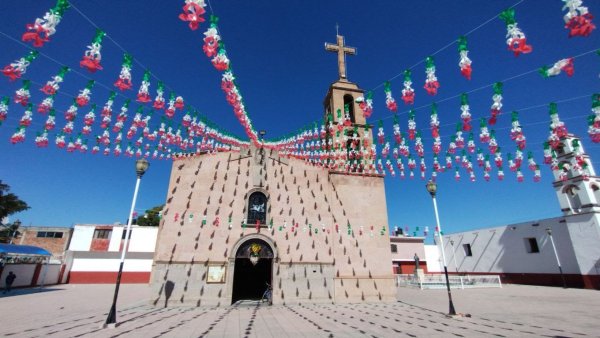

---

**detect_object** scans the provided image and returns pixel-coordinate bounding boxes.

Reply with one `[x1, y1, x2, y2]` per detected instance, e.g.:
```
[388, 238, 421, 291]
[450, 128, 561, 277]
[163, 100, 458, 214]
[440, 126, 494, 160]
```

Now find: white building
[440, 135, 600, 289]
[64, 224, 158, 283]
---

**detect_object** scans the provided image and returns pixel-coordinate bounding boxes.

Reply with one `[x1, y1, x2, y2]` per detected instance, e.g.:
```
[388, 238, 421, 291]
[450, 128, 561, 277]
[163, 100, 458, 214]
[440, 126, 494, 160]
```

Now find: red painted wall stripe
[68, 271, 150, 284]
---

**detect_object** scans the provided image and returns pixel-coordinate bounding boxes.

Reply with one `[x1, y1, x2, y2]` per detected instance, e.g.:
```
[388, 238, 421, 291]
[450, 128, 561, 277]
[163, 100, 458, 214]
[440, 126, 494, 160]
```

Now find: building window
[93, 229, 112, 239]
[247, 191, 267, 225]
[343, 94, 355, 123]
[121, 229, 132, 239]
[463, 244, 473, 257]
[36, 231, 64, 238]
[391, 244, 397, 253]
[525, 237, 540, 253]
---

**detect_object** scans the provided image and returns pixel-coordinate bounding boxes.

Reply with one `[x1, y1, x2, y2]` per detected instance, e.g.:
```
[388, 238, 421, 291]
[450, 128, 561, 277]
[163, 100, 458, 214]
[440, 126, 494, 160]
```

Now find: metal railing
[396, 274, 502, 290]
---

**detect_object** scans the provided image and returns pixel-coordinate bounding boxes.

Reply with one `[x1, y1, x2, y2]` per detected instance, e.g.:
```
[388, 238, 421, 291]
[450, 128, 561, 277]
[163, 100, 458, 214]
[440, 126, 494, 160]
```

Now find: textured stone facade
[151, 146, 395, 306]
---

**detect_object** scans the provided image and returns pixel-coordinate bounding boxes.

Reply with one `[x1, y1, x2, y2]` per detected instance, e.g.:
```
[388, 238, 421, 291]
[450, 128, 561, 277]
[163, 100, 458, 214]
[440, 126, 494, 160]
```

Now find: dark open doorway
[231, 238, 273, 304]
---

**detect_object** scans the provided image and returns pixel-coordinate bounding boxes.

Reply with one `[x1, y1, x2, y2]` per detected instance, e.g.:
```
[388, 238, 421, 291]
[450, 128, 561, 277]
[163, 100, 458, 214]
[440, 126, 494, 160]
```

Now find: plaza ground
[1, 283, 599, 337]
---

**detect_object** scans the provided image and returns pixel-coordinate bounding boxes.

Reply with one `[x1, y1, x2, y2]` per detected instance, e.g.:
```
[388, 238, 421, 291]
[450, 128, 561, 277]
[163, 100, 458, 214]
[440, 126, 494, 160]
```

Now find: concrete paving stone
[1, 283, 599, 337]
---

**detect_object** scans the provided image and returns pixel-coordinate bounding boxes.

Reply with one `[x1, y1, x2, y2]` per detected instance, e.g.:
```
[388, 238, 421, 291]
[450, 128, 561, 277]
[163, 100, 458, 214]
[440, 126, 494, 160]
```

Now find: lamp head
[135, 158, 150, 178]
[425, 180, 437, 197]
[546, 228, 552, 235]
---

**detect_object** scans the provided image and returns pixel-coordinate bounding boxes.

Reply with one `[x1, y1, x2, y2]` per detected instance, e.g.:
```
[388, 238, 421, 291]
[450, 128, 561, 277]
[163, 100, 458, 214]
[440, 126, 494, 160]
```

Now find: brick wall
[19, 229, 71, 258]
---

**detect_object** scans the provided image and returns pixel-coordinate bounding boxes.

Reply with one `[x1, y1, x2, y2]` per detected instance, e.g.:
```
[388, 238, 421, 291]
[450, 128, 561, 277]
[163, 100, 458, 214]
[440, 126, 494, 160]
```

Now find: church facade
[150, 35, 396, 306]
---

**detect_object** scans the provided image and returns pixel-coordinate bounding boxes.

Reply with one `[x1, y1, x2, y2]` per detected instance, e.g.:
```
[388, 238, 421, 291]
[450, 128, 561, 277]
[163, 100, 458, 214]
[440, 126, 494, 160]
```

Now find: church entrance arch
[231, 237, 274, 304]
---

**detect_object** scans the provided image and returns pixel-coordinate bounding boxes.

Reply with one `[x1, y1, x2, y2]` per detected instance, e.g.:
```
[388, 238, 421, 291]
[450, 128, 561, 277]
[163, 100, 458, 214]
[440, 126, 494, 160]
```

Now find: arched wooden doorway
[231, 238, 274, 304]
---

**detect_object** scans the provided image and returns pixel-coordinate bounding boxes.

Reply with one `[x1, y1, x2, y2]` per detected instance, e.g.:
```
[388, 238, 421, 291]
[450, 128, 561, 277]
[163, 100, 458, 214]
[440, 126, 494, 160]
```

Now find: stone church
[150, 35, 396, 306]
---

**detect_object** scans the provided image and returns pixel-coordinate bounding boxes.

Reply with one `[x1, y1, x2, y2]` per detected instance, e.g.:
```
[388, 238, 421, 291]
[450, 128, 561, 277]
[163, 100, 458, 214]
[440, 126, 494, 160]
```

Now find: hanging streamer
[114, 54, 133, 91]
[401, 70, 415, 105]
[489, 82, 503, 125]
[539, 58, 574, 77]
[40, 66, 69, 95]
[423, 56, 440, 95]
[383, 81, 397, 112]
[547, 103, 568, 149]
[14, 80, 31, 106]
[587, 93, 600, 143]
[460, 93, 472, 131]
[76, 80, 95, 107]
[137, 71, 152, 103]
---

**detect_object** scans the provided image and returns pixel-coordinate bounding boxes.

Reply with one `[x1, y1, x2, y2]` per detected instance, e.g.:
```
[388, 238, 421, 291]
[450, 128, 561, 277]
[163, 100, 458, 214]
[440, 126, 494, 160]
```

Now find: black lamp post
[426, 180, 457, 316]
[105, 158, 149, 327]
[546, 228, 567, 288]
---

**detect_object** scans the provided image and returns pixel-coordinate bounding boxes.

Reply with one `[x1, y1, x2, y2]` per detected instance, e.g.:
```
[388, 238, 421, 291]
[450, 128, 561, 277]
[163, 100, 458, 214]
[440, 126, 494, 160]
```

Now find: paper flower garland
[457, 36, 472, 80]
[80, 29, 106, 73]
[401, 70, 415, 105]
[21, 0, 69, 47]
[203, 15, 220, 57]
[41, 66, 69, 95]
[178, 0, 207, 31]
[499, 8, 533, 56]
[137, 71, 152, 103]
[114, 54, 133, 91]
[408, 110, 416, 140]
[82, 104, 96, 135]
[489, 82, 503, 125]
[423, 56, 440, 95]
[510, 111, 526, 150]
[540, 58, 574, 77]
[37, 94, 55, 114]
[2, 51, 39, 81]
[100, 92, 116, 129]
[44, 109, 56, 130]
[384, 81, 398, 112]
[562, 0, 595, 37]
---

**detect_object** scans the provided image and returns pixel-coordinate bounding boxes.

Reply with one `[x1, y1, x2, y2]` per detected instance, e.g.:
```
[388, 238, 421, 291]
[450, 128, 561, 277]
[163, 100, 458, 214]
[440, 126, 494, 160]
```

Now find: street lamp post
[105, 159, 149, 327]
[450, 239, 459, 274]
[426, 180, 457, 316]
[546, 228, 567, 288]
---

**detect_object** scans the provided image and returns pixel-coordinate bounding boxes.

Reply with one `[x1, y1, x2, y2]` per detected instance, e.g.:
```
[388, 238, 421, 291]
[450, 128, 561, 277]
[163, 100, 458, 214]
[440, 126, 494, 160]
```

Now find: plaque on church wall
[206, 265, 227, 284]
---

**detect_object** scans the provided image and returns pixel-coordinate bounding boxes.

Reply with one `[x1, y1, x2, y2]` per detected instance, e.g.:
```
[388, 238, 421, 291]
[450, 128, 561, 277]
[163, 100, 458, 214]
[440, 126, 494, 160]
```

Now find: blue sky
[0, 1, 599, 241]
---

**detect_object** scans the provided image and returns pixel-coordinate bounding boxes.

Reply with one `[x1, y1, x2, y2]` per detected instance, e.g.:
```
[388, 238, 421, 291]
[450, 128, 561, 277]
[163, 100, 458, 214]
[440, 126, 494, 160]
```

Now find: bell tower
[552, 134, 600, 215]
[322, 34, 374, 174]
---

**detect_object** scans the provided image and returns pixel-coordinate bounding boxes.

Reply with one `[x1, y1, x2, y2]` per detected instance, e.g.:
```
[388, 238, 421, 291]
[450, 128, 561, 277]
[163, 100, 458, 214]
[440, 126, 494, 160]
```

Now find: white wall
[36, 264, 61, 286]
[68, 225, 94, 251]
[424, 245, 442, 273]
[108, 227, 124, 252]
[129, 227, 158, 252]
[442, 217, 582, 274]
[70, 258, 152, 272]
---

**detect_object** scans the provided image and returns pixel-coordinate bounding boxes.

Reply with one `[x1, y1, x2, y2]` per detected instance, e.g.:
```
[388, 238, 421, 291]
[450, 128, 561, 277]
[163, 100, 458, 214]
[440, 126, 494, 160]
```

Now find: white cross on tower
[325, 34, 357, 80]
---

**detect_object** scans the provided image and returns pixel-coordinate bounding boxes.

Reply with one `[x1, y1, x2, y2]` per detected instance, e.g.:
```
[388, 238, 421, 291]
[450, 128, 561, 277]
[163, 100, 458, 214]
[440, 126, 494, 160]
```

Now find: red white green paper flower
[479, 118, 490, 143]
[2, 51, 39, 81]
[41, 66, 69, 95]
[430, 103, 440, 138]
[137, 71, 152, 103]
[14, 80, 31, 106]
[587, 93, 600, 142]
[499, 8, 533, 56]
[44, 109, 56, 130]
[457, 36, 472, 80]
[37, 94, 55, 114]
[211, 47, 230, 72]
[357, 91, 374, 118]
[178, 0, 207, 31]
[80, 30, 106, 73]
[114, 54, 133, 91]
[82, 104, 96, 135]
[540, 58, 574, 77]
[414, 132, 424, 157]
[0, 97, 9, 123]
[455, 123, 465, 149]
[76, 80, 95, 107]
[489, 82, 503, 125]
[510, 111, 527, 150]
[10, 126, 27, 144]
[19, 103, 33, 127]
[203, 15, 221, 58]
[423, 57, 440, 96]
[407, 110, 416, 140]
[488, 130, 498, 154]
[401, 70, 415, 105]
[35, 130, 49, 147]
[100, 92, 116, 128]
[153, 82, 165, 110]
[548, 103, 568, 149]
[563, 0, 596, 37]
[460, 93, 472, 131]
[21, 0, 69, 47]
[384, 81, 398, 112]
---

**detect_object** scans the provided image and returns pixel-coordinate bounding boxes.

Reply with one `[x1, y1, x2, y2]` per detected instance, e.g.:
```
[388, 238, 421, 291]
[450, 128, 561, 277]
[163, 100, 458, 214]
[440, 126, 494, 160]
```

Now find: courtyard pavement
[1, 283, 599, 337]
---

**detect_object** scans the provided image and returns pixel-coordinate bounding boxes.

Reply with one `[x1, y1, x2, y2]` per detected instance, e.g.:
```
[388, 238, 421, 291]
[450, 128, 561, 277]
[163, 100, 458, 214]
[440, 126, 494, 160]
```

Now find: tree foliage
[134, 205, 163, 227]
[0, 180, 29, 221]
